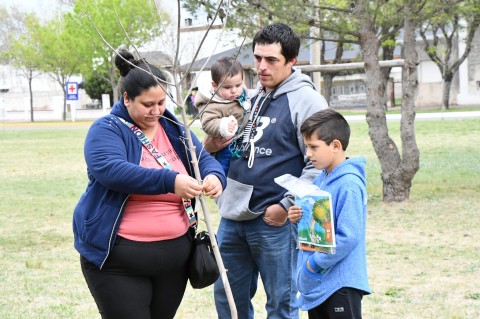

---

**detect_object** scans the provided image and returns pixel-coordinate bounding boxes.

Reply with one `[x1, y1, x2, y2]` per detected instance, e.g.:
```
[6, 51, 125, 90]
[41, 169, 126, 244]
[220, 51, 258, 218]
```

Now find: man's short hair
[252, 23, 300, 63]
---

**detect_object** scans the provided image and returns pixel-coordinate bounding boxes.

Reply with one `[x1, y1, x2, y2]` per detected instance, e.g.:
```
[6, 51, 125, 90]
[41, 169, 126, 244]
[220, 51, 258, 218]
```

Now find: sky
[0, 0, 195, 20]
[0, 0, 59, 14]
[0, 0, 238, 65]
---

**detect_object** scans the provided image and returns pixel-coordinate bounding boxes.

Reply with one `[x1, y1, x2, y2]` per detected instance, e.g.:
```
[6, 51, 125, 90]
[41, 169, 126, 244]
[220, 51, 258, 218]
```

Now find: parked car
[85, 99, 101, 109]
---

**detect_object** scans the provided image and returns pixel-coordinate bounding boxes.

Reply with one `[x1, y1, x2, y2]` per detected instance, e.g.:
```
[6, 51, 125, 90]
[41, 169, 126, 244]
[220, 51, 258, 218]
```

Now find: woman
[73, 49, 226, 319]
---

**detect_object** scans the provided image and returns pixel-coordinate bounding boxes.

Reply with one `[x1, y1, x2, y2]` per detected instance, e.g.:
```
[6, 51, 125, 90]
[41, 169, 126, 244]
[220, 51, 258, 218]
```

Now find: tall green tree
[66, 0, 169, 103]
[0, 7, 43, 122]
[419, 0, 480, 110]
[36, 15, 87, 120]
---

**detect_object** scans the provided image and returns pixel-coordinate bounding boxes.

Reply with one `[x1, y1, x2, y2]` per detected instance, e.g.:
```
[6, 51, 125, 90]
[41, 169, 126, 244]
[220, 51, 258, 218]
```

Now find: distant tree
[0, 7, 43, 122]
[36, 16, 87, 120]
[84, 71, 114, 102]
[419, 1, 480, 109]
[66, 0, 169, 103]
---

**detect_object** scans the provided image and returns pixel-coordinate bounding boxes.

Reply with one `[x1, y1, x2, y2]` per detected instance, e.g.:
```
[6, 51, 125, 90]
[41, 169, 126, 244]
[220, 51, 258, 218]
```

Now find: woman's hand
[174, 174, 203, 199]
[202, 175, 223, 199]
[288, 205, 302, 223]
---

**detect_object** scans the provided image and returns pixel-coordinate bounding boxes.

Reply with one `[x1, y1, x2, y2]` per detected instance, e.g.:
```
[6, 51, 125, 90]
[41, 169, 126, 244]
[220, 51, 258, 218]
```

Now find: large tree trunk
[387, 11, 420, 202]
[356, 0, 415, 202]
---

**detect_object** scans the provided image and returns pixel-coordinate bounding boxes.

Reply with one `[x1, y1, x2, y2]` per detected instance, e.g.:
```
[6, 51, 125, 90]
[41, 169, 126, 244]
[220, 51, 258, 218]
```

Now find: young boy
[288, 109, 371, 319]
[195, 56, 250, 174]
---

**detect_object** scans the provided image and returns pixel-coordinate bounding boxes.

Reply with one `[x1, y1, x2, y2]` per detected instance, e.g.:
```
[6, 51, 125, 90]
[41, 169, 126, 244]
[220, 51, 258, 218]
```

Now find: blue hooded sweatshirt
[295, 157, 372, 310]
[72, 99, 226, 269]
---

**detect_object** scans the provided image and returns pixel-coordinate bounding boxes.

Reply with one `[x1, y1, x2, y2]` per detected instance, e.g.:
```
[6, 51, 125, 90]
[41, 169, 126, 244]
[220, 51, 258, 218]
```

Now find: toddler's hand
[219, 115, 238, 138]
[228, 118, 238, 134]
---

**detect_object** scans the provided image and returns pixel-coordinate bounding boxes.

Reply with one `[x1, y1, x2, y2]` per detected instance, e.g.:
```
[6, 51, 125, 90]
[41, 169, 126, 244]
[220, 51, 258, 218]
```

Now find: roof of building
[180, 42, 312, 71]
[139, 51, 173, 68]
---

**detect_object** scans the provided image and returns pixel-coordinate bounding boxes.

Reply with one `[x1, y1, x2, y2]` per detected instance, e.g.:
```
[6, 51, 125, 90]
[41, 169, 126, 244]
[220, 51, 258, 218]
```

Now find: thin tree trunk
[381, 68, 391, 111]
[177, 98, 238, 319]
[322, 73, 334, 104]
[63, 94, 67, 121]
[442, 78, 452, 110]
[28, 71, 34, 122]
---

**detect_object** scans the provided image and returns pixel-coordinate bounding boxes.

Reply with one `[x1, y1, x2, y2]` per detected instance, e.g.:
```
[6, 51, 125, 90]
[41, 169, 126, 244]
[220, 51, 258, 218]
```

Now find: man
[210, 23, 329, 319]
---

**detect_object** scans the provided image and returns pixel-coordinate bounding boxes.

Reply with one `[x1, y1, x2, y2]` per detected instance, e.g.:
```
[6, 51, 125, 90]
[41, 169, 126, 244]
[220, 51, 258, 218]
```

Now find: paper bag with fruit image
[274, 174, 336, 254]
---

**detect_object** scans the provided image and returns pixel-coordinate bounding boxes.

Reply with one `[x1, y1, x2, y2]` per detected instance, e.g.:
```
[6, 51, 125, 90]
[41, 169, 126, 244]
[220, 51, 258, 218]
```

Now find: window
[349, 85, 355, 94]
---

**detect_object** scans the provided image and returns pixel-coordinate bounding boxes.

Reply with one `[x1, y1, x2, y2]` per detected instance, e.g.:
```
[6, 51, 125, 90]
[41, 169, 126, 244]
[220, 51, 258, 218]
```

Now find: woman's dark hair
[301, 109, 350, 151]
[114, 49, 167, 100]
[252, 23, 300, 63]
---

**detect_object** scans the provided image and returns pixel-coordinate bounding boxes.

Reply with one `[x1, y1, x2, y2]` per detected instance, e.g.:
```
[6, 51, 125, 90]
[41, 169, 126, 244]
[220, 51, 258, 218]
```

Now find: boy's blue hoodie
[72, 99, 226, 269]
[296, 157, 371, 310]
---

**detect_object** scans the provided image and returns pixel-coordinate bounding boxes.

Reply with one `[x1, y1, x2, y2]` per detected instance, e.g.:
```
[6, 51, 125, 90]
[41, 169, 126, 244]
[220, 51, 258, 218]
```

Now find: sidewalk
[1, 111, 479, 130]
[343, 111, 480, 122]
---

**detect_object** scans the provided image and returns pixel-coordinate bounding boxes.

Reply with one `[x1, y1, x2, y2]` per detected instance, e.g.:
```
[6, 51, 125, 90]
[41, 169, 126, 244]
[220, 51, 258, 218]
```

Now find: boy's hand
[288, 205, 302, 223]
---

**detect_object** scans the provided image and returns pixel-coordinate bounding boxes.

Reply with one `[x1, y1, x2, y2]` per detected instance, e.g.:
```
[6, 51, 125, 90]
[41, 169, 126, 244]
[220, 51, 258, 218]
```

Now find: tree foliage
[0, 0, 171, 121]
[84, 71, 114, 102]
[418, 0, 480, 109]
[34, 15, 87, 120]
[181, 0, 460, 202]
[0, 8, 43, 121]
[65, 0, 170, 102]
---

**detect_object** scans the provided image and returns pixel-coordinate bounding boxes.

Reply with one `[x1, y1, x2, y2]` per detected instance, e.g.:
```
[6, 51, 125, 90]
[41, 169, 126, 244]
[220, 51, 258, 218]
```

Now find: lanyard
[242, 88, 277, 167]
[229, 87, 277, 162]
[244, 88, 275, 143]
[118, 116, 197, 227]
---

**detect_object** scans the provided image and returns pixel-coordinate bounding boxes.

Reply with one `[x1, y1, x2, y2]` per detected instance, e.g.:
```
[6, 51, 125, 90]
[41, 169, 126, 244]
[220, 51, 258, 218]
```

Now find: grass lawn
[0, 117, 479, 318]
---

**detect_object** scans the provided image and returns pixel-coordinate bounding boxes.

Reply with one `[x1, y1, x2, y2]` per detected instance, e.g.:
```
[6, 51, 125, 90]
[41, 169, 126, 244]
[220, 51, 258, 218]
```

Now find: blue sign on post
[66, 82, 78, 100]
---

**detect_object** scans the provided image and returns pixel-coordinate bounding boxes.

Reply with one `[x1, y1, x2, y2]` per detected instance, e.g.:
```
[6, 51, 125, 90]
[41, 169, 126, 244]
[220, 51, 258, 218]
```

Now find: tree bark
[442, 77, 453, 110]
[28, 70, 34, 122]
[322, 72, 334, 104]
[355, 0, 419, 202]
[384, 9, 420, 202]
[381, 41, 395, 111]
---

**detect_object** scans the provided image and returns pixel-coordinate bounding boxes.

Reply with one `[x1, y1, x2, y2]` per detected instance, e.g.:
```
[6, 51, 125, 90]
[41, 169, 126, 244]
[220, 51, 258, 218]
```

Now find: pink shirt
[118, 126, 190, 241]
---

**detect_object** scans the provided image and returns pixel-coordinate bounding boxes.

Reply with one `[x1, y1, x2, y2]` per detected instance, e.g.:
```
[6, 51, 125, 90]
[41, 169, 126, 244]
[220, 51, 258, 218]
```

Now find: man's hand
[202, 135, 233, 153]
[262, 204, 288, 226]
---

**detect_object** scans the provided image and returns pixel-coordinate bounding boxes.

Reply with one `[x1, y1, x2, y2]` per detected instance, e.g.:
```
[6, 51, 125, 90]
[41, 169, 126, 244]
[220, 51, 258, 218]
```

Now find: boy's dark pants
[308, 287, 363, 319]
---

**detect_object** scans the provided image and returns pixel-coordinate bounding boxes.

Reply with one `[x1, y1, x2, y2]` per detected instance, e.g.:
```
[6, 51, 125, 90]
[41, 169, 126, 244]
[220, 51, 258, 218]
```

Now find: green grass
[1, 118, 479, 318]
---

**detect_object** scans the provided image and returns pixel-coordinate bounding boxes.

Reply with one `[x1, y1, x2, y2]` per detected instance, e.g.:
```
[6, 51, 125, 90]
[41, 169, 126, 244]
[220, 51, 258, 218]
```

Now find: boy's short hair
[301, 109, 350, 151]
[252, 22, 300, 63]
[211, 57, 243, 84]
